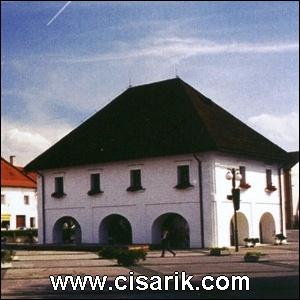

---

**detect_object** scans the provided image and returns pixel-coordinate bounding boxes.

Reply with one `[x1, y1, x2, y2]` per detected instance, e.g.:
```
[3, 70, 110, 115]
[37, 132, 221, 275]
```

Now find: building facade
[1, 157, 38, 230]
[37, 152, 284, 248]
[290, 163, 299, 227]
[284, 153, 299, 229]
[26, 78, 291, 248]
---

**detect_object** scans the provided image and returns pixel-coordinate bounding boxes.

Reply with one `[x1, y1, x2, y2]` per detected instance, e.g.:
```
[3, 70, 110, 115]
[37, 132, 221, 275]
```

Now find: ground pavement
[1, 230, 299, 299]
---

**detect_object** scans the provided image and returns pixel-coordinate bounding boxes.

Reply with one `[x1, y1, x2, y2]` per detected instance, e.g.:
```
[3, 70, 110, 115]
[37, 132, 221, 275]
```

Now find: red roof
[1, 158, 37, 189]
[16, 166, 37, 182]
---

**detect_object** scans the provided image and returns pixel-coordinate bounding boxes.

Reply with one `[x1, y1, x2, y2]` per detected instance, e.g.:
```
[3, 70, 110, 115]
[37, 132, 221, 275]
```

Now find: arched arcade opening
[230, 212, 249, 246]
[53, 216, 82, 244]
[99, 214, 132, 245]
[152, 213, 190, 249]
[259, 212, 276, 243]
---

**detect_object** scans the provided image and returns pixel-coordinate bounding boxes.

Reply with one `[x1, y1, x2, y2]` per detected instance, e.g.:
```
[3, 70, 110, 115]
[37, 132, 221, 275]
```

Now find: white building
[25, 78, 294, 248]
[290, 162, 299, 227]
[284, 152, 299, 229]
[1, 157, 38, 230]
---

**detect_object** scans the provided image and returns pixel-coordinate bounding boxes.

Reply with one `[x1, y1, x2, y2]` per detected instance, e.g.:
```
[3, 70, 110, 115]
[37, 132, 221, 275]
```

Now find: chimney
[9, 155, 16, 165]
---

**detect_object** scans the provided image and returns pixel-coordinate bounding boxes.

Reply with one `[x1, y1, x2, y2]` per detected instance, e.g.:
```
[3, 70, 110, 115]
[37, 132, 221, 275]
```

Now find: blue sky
[1, 1, 299, 165]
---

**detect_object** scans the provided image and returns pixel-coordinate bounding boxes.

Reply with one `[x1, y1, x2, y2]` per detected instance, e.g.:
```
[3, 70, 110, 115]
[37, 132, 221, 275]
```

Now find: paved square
[1, 241, 299, 299]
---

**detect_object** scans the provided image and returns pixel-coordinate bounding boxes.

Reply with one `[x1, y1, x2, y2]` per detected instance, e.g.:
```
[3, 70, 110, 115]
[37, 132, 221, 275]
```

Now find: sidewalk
[1, 240, 299, 298]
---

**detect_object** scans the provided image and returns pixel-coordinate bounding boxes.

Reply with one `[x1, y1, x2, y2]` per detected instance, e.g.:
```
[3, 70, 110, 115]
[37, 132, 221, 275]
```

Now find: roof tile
[1, 158, 37, 188]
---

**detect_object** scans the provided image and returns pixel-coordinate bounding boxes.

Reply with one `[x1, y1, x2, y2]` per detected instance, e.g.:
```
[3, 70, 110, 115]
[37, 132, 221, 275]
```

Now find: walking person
[161, 229, 176, 257]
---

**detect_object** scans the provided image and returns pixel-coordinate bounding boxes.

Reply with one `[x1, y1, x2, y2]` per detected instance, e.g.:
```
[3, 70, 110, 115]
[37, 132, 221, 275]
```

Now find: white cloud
[8, 128, 51, 150]
[1, 119, 73, 166]
[248, 112, 299, 152]
[57, 37, 299, 64]
[1, 1, 16, 4]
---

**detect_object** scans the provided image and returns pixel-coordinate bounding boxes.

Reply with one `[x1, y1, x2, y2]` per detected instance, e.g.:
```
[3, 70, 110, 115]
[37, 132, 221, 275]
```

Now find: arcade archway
[99, 214, 132, 245]
[152, 213, 190, 249]
[53, 216, 82, 244]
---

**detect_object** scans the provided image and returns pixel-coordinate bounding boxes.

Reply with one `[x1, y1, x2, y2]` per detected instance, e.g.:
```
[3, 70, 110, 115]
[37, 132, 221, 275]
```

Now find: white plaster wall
[39, 154, 213, 248]
[37, 176, 44, 242]
[212, 153, 283, 247]
[291, 163, 299, 224]
[1, 187, 38, 230]
[37, 151, 285, 248]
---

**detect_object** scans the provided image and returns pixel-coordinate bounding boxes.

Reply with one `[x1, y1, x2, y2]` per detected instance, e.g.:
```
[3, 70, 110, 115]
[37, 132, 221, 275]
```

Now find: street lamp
[226, 168, 242, 252]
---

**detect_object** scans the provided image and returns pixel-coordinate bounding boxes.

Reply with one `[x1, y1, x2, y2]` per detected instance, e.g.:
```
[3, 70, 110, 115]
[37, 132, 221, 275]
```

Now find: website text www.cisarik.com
[49, 271, 250, 292]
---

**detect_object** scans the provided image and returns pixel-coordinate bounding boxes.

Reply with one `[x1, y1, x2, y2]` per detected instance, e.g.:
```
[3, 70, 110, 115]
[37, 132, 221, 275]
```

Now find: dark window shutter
[239, 166, 246, 184]
[178, 165, 190, 185]
[131, 170, 141, 188]
[91, 173, 100, 191]
[16, 215, 26, 228]
[266, 169, 272, 187]
[55, 177, 64, 193]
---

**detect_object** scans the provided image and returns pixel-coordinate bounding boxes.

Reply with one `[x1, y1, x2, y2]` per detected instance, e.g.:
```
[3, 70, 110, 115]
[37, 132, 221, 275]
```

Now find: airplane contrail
[47, 1, 72, 26]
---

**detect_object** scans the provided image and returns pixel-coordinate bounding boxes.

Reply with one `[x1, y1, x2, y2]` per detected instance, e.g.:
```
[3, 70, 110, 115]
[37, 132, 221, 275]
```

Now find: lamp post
[226, 168, 242, 252]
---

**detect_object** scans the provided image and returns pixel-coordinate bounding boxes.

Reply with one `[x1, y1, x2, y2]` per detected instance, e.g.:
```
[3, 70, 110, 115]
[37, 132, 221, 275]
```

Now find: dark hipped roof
[284, 151, 299, 169]
[25, 78, 288, 171]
